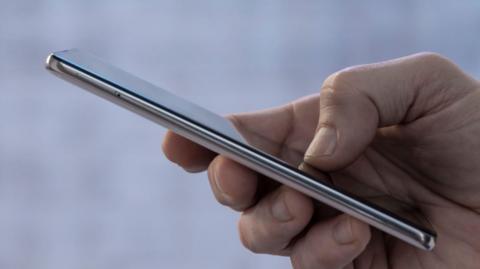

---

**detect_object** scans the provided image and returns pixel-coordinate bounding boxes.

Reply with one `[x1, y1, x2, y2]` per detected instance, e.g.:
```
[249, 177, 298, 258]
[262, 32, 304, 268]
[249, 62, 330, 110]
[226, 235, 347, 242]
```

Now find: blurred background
[1, 1, 480, 268]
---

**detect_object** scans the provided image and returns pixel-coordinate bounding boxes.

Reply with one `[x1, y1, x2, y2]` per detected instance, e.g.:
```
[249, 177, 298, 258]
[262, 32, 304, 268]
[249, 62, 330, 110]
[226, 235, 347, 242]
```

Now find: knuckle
[410, 52, 465, 93]
[414, 52, 452, 67]
[319, 71, 360, 111]
[322, 70, 357, 95]
[321, 67, 364, 99]
[413, 52, 459, 80]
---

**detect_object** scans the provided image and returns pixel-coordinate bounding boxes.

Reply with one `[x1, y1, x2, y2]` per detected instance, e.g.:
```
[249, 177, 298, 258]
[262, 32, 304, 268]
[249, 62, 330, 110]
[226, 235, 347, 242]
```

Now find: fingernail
[333, 217, 355, 245]
[271, 192, 293, 222]
[305, 126, 337, 157]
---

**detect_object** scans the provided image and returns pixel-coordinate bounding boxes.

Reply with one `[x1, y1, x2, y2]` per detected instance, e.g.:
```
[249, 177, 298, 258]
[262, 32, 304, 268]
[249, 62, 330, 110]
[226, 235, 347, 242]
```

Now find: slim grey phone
[45, 49, 436, 250]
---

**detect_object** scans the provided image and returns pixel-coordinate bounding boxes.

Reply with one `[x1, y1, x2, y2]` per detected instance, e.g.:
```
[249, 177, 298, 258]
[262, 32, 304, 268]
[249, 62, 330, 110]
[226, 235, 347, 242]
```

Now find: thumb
[304, 52, 475, 171]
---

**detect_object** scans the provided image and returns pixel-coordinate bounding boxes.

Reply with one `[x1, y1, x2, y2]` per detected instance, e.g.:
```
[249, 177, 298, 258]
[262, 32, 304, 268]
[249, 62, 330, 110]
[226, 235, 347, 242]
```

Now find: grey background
[1, 1, 479, 268]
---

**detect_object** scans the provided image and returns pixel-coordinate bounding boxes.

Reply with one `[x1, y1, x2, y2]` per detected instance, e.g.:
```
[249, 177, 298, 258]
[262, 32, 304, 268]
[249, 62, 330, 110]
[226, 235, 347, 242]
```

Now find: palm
[231, 93, 480, 268]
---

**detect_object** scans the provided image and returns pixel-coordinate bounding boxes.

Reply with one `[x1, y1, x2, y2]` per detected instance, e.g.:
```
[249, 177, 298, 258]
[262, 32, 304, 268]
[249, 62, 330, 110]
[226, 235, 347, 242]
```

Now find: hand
[162, 53, 480, 268]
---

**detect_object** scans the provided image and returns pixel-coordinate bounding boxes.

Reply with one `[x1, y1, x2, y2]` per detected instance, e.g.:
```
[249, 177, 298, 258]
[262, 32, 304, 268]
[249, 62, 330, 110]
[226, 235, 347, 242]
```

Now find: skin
[162, 53, 480, 268]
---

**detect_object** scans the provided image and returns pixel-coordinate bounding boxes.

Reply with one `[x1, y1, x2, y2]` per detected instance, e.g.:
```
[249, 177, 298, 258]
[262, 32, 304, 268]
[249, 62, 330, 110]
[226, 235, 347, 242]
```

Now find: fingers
[290, 214, 371, 269]
[162, 131, 216, 172]
[208, 156, 371, 266]
[208, 156, 258, 211]
[238, 186, 314, 255]
[161, 94, 319, 172]
[305, 52, 476, 171]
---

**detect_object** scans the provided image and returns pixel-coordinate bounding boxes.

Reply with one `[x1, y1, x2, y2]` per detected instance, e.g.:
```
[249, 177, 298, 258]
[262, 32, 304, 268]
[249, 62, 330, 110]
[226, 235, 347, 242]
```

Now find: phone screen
[48, 49, 435, 250]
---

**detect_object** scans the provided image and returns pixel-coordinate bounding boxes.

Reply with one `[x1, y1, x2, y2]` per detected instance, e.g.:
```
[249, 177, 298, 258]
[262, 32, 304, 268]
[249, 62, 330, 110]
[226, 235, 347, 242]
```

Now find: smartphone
[46, 49, 436, 250]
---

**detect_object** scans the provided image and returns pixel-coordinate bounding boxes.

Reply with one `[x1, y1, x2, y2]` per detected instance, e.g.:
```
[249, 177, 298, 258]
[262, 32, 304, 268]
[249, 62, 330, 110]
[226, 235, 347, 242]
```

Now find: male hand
[162, 53, 480, 268]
